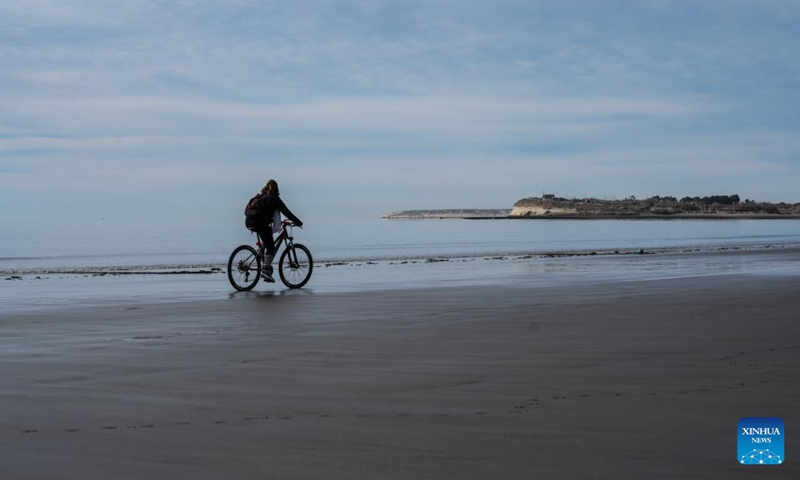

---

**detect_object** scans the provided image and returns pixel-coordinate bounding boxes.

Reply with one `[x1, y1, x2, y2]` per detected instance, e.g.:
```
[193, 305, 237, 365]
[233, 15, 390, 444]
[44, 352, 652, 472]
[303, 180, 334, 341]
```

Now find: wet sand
[1, 256, 799, 478]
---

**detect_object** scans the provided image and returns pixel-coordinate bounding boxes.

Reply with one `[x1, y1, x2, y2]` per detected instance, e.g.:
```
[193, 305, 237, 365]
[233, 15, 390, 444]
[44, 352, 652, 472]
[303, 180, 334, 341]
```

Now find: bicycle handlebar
[281, 220, 303, 228]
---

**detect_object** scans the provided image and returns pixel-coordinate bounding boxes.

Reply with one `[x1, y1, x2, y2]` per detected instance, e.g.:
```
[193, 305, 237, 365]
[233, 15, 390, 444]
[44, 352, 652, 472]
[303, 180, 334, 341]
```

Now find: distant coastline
[381, 209, 511, 219]
[383, 194, 800, 219]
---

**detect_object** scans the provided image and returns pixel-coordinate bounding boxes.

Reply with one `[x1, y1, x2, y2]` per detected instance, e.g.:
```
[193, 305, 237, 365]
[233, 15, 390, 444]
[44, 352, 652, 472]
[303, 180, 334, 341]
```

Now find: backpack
[244, 194, 262, 217]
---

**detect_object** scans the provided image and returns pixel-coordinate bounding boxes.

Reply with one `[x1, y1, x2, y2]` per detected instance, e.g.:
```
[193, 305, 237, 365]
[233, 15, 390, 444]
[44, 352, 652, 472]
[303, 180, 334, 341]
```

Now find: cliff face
[510, 196, 800, 217]
[509, 204, 576, 216]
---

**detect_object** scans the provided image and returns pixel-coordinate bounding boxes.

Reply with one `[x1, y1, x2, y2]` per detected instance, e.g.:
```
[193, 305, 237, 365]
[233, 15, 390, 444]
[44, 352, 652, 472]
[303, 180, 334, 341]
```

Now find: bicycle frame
[255, 223, 295, 257]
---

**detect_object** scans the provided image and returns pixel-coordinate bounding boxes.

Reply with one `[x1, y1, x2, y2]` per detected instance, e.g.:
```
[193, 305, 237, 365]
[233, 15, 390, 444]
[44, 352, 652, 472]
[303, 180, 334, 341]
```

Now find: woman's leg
[260, 227, 276, 280]
[262, 229, 275, 256]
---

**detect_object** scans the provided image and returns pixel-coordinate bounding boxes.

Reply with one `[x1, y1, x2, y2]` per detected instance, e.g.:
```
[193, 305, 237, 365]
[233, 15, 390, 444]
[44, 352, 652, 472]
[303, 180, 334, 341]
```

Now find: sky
[1, 0, 798, 224]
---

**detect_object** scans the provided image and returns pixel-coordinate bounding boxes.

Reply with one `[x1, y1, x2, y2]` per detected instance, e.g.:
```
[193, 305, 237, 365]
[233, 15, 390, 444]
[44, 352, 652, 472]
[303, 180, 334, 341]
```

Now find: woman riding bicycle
[245, 179, 303, 282]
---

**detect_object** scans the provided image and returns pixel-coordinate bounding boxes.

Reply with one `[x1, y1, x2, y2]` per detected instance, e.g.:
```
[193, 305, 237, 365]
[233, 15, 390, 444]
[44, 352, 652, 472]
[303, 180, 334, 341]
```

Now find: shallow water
[2, 247, 798, 314]
[1, 217, 799, 273]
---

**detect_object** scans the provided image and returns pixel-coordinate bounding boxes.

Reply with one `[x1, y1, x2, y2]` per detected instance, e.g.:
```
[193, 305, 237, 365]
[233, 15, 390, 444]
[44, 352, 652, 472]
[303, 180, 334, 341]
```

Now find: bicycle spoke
[279, 244, 313, 288]
[228, 245, 261, 291]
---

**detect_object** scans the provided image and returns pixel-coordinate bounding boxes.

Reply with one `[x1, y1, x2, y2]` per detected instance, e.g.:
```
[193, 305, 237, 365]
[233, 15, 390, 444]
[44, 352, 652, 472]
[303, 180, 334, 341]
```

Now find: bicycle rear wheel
[228, 245, 261, 291]
[278, 244, 313, 289]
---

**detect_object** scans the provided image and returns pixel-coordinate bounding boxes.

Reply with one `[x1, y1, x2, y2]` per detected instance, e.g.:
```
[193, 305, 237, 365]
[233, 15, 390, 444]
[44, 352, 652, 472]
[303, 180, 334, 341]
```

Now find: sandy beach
[1, 250, 799, 478]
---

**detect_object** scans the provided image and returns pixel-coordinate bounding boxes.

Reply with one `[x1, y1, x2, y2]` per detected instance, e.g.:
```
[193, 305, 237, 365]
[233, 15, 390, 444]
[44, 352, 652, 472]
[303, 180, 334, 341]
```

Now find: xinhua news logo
[738, 417, 784, 465]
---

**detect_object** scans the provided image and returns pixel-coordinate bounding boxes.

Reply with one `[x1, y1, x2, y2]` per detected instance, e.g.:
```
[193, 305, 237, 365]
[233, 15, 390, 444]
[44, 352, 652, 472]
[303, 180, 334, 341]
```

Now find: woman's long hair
[260, 179, 279, 197]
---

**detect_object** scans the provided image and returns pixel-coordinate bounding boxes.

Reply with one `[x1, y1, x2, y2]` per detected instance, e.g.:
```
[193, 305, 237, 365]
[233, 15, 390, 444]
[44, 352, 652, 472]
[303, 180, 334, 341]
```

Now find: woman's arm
[276, 197, 303, 226]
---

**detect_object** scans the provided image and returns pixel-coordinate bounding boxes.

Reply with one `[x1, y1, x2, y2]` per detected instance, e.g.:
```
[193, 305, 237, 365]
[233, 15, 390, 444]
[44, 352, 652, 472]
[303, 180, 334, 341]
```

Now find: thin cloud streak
[1, 94, 701, 148]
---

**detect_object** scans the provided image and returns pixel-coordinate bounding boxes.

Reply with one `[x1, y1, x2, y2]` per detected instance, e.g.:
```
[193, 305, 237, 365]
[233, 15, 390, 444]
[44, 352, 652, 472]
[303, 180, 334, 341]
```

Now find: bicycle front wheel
[278, 244, 313, 289]
[228, 245, 261, 291]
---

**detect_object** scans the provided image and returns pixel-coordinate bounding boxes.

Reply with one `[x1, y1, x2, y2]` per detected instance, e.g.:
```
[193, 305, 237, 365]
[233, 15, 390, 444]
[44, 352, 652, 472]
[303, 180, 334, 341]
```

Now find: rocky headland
[383, 195, 800, 219]
[510, 195, 800, 218]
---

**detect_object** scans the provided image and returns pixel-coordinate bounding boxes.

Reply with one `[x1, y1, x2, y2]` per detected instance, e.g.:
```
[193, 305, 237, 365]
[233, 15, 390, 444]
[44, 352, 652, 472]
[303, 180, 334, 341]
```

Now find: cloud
[0, 0, 798, 221]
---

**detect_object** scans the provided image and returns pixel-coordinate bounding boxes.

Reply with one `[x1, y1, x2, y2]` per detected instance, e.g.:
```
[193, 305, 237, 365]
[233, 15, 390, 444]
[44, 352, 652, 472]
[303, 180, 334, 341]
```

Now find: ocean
[1, 216, 799, 274]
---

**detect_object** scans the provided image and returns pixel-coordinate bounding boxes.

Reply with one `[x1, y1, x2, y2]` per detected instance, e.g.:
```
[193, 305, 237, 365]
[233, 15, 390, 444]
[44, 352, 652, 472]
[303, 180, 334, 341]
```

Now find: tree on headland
[680, 194, 741, 205]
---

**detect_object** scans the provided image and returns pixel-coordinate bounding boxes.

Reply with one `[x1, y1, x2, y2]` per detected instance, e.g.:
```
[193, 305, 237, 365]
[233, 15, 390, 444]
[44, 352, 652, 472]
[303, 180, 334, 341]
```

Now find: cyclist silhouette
[244, 179, 303, 282]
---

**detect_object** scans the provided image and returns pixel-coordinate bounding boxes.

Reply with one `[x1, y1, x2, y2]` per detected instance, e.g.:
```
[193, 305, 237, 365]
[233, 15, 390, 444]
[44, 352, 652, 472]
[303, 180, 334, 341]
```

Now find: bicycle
[227, 220, 313, 291]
